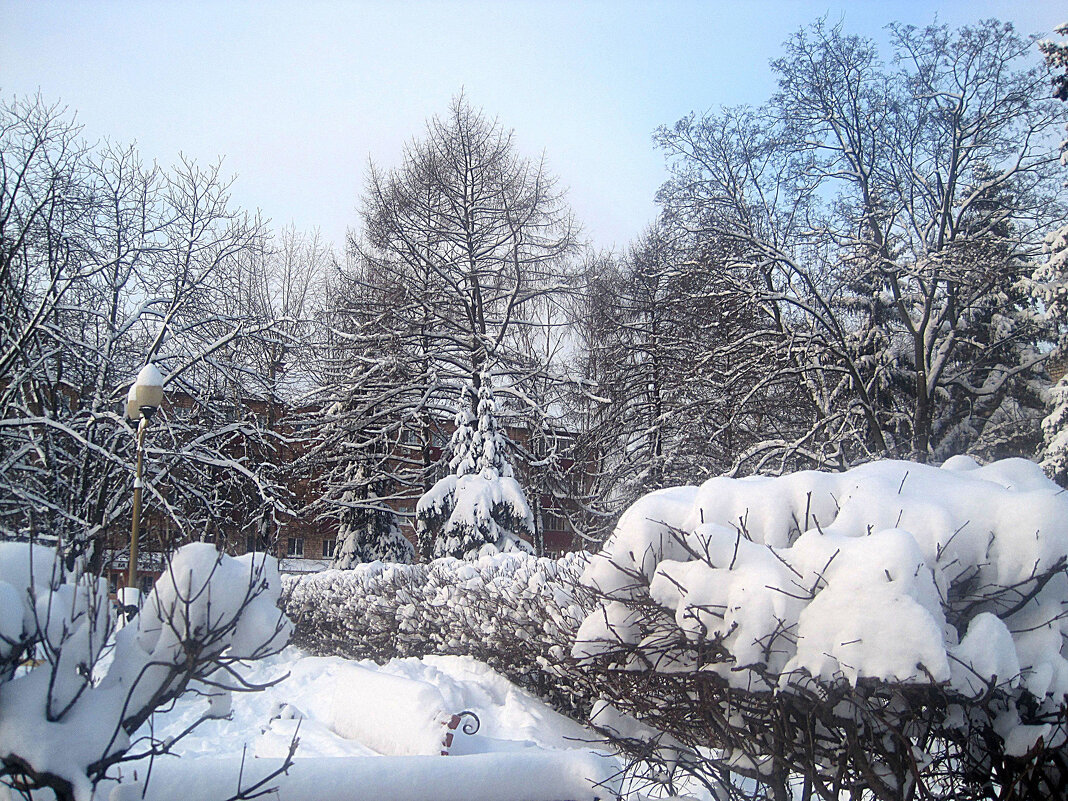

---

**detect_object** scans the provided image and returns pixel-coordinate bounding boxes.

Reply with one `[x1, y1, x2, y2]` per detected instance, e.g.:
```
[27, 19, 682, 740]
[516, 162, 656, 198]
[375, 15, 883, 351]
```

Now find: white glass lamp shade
[126, 364, 165, 420]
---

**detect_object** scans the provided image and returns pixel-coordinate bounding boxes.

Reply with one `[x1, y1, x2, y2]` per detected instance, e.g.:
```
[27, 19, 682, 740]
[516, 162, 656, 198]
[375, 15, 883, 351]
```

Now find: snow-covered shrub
[283, 550, 591, 712]
[417, 376, 535, 559]
[573, 458, 1068, 801]
[0, 542, 291, 801]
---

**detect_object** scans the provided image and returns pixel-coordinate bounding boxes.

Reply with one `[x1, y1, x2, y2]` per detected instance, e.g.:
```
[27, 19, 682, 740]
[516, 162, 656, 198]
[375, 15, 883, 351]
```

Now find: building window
[541, 511, 567, 532]
[286, 537, 304, 558]
[321, 538, 336, 559]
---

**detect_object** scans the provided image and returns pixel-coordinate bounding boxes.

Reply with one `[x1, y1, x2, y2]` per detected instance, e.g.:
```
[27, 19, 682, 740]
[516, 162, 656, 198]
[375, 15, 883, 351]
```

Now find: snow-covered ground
[98, 647, 623, 801]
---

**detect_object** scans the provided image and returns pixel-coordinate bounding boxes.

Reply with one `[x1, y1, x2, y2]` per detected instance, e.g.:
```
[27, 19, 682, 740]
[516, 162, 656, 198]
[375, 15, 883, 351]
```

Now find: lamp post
[125, 363, 164, 611]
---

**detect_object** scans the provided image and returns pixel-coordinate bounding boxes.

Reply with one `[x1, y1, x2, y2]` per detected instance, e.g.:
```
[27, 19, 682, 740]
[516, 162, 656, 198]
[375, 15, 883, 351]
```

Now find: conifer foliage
[1035, 23, 1068, 484]
[332, 461, 414, 567]
[417, 373, 534, 559]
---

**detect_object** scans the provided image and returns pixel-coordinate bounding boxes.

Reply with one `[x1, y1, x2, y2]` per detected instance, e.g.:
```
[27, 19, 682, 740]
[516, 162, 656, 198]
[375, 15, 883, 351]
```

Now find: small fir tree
[416, 373, 534, 559]
[333, 460, 414, 566]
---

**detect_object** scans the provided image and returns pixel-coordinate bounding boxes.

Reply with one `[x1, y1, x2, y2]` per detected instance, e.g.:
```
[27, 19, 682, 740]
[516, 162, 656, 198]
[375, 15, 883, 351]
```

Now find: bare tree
[310, 95, 580, 560]
[0, 95, 298, 563]
[656, 19, 1067, 470]
[356, 94, 577, 389]
[566, 225, 790, 541]
[1033, 24, 1068, 483]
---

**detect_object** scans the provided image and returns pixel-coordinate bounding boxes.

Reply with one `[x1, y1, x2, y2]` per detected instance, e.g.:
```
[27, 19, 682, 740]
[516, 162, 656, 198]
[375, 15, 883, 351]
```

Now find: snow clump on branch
[0, 542, 291, 801]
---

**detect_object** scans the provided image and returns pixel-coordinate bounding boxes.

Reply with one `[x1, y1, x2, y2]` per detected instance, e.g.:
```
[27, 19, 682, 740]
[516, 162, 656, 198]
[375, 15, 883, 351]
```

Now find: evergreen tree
[416, 372, 534, 559]
[1035, 24, 1068, 483]
[332, 460, 414, 566]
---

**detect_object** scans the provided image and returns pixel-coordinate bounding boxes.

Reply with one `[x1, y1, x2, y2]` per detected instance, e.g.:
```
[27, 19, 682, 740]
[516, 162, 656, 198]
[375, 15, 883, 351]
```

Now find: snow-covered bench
[280, 663, 481, 757]
[439, 710, 480, 755]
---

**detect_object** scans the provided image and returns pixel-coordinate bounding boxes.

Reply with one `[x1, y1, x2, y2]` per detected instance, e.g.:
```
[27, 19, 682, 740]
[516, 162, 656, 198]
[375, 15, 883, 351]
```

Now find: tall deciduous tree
[316, 95, 578, 556]
[656, 19, 1067, 470]
[0, 95, 295, 562]
[568, 224, 785, 538]
[355, 94, 577, 388]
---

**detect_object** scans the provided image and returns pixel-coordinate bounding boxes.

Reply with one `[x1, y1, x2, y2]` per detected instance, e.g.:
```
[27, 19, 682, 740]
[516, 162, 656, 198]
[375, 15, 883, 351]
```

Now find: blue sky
[2, 1, 1065, 253]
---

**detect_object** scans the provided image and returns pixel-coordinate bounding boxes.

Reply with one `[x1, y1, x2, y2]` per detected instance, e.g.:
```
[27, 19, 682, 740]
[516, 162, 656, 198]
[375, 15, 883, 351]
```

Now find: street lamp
[124, 363, 164, 615]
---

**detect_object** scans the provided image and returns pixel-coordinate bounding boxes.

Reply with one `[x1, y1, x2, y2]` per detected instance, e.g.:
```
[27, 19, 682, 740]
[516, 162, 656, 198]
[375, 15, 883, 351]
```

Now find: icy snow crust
[575, 458, 1068, 755]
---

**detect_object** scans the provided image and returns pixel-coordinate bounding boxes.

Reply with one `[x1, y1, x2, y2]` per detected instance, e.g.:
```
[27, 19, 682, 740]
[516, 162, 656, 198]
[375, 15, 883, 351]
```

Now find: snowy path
[100, 648, 620, 801]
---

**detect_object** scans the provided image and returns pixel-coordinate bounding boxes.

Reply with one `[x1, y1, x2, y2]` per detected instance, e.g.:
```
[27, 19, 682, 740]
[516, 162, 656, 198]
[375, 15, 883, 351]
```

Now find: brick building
[106, 391, 590, 588]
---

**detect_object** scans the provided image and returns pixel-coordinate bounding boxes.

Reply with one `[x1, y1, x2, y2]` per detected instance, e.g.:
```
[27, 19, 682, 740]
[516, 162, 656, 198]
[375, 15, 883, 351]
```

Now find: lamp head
[126, 364, 165, 421]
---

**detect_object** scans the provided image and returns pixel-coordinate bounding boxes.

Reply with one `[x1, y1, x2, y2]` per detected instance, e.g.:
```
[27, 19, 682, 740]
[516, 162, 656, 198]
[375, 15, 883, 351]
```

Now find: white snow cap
[126, 363, 165, 418]
[135, 362, 164, 387]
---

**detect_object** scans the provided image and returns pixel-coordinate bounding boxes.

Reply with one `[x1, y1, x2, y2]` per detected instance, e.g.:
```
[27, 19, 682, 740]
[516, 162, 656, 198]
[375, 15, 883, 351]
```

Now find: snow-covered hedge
[0, 542, 290, 801]
[282, 551, 590, 710]
[573, 457, 1068, 800]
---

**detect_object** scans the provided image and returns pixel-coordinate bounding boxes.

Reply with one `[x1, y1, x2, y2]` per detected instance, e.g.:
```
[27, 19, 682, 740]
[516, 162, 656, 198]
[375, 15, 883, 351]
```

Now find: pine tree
[416, 373, 534, 560]
[1036, 24, 1068, 484]
[333, 461, 414, 567]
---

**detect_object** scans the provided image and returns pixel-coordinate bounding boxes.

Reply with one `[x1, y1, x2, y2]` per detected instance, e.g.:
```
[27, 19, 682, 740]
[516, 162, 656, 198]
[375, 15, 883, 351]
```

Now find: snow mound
[574, 458, 1068, 752]
[296, 662, 452, 755]
[103, 649, 619, 801]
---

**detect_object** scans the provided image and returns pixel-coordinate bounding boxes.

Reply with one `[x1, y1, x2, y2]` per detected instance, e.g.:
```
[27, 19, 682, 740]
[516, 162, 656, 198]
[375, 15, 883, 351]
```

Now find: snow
[97, 648, 619, 801]
[102, 751, 617, 801]
[575, 458, 1068, 750]
[950, 613, 1020, 697]
[134, 363, 164, 388]
[296, 661, 453, 756]
[0, 543, 290, 801]
[418, 373, 536, 559]
[420, 474, 535, 558]
[0, 541, 63, 659]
